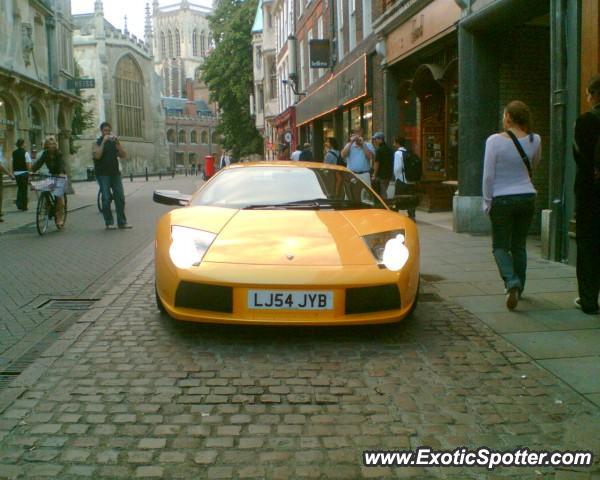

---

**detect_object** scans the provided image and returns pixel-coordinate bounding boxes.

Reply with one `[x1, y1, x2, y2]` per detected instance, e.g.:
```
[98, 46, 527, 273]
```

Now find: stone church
[71, 0, 168, 178]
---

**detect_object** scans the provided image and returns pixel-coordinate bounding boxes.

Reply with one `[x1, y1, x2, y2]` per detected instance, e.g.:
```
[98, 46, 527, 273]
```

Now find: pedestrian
[341, 127, 375, 186]
[372, 132, 394, 199]
[219, 151, 231, 169]
[324, 137, 342, 165]
[0, 147, 15, 222]
[482, 100, 541, 310]
[290, 145, 302, 161]
[93, 121, 132, 230]
[393, 137, 417, 220]
[572, 75, 600, 314]
[299, 142, 314, 161]
[12, 139, 32, 211]
[31, 136, 67, 229]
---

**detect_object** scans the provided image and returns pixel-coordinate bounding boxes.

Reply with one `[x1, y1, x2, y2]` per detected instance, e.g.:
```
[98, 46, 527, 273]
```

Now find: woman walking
[482, 101, 541, 310]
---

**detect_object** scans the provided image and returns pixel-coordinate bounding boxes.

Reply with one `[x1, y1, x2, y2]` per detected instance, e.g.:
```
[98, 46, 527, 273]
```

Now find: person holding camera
[341, 127, 375, 186]
[94, 121, 132, 230]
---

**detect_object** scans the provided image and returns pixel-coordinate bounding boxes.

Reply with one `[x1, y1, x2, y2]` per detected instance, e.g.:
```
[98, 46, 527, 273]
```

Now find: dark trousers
[15, 173, 29, 210]
[97, 175, 127, 226]
[575, 192, 600, 313]
[395, 180, 415, 219]
[489, 194, 535, 292]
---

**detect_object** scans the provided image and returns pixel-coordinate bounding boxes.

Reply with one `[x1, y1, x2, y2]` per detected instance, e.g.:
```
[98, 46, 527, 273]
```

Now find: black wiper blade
[242, 204, 288, 210]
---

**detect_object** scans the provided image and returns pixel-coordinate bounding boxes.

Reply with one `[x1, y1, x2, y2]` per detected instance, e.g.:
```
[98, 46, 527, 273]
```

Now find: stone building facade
[0, 0, 79, 173]
[152, 0, 213, 106]
[71, 1, 168, 178]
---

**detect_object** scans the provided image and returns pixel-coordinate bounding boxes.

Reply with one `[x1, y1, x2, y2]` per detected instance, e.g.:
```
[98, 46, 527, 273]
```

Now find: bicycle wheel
[55, 194, 67, 229]
[36, 192, 50, 235]
[97, 189, 103, 213]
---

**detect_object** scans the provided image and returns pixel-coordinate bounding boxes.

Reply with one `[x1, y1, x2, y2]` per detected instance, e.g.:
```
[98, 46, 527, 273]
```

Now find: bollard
[130, 172, 133, 182]
[159, 171, 162, 180]
[145, 167, 148, 182]
[171, 169, 175, 178]
[185, 169, 188, 177]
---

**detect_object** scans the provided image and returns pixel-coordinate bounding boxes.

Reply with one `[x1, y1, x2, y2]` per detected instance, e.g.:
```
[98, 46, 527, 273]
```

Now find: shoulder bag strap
[506, 130, 532, 178]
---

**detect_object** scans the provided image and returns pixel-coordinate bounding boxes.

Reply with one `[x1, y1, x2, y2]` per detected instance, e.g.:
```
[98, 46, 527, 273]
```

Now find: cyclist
[31, 136, 67, 229]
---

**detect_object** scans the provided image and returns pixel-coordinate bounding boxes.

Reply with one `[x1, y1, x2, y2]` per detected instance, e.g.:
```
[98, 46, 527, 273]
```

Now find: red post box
[204, 155, 215, 179]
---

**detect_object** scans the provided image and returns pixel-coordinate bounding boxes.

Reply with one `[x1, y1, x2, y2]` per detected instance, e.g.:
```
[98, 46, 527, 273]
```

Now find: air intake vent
[345, 284, 401, 314]
[175, 282, 233, 313]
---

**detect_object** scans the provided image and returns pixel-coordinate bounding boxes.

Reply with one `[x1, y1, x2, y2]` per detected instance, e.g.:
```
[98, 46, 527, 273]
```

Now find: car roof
[226, 161, 348, 171]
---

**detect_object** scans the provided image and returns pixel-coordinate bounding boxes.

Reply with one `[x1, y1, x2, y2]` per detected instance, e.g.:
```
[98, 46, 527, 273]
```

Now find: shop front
[381, 0, 461, 212]
[274, 106, 296, 160]
[295, 55, 372, 162]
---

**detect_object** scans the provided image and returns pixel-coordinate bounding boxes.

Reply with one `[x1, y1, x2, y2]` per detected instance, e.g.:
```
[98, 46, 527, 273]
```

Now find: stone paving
[0, 176, 202, 380]
[0, 241, 598, 478]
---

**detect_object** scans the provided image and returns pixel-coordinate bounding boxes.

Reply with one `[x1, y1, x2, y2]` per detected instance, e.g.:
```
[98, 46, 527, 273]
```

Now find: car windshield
[190, 166, 387, 210]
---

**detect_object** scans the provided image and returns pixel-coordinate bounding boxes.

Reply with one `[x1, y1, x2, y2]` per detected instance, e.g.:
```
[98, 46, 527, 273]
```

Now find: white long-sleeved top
[393, 147, 414, 184]
[482, 133, 541, 213]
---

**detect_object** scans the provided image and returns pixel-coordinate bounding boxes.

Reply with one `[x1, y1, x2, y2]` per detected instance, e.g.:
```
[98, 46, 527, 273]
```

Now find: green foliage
[70, 62, 95, 154]
[202, 0, 263, 158]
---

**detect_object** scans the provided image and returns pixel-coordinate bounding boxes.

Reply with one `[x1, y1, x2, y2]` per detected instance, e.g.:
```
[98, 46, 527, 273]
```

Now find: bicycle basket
[31, 178, 56, 192]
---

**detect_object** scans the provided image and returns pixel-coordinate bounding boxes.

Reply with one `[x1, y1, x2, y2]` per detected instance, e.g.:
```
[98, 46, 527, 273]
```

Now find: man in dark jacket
[94, 122, 132, 230]
[299, 143, 314, 161]
[12, 139, 32, 210]
[572, 75, 600, 314]
[371, 132, 394, 198]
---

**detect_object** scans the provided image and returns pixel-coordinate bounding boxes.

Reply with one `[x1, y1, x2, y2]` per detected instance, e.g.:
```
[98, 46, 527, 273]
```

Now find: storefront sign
[309, 40, 330, 68]
[296, 55, 367, 126]
[386, 0, 460, 65]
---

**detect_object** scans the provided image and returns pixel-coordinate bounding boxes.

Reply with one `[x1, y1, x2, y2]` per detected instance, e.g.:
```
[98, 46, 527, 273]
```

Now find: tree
[70, 61, 95, 154]
[202, 0, 262, 158]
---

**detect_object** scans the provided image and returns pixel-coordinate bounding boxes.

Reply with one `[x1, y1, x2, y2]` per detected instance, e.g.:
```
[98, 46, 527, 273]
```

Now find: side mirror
[153, 190, 192, 207]
[385, 194, 419, 212]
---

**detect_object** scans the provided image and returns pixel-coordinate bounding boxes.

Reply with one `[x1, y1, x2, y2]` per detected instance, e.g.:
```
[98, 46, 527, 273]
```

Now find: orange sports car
[153, 162, 420, 325]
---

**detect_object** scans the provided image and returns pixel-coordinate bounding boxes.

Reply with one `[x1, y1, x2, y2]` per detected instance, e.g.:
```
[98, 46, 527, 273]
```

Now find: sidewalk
[417, 210, 600, 408]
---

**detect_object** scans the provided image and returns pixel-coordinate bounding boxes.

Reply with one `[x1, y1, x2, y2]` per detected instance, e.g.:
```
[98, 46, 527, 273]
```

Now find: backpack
[403, 150, 422, 182]
[330, 150, 344, 166]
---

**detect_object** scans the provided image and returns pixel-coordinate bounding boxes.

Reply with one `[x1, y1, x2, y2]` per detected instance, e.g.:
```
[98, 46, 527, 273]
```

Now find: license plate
[248, 290, 333, 310]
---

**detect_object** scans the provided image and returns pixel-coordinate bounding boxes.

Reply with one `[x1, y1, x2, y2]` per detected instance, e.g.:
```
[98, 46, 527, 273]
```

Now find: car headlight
[362, 230, 409, 271]
[169, 225, 216, 269]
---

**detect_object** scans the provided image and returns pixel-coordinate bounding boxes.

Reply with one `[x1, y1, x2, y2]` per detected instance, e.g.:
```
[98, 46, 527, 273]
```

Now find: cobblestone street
[0, 238, 598, 479]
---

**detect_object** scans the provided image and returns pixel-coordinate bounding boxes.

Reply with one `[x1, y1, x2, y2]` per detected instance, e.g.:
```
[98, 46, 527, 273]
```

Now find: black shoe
[574, 297, 599, 314]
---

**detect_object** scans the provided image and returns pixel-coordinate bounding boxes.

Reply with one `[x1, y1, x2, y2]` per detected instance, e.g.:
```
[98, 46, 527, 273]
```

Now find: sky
[70, 0, 212, 41]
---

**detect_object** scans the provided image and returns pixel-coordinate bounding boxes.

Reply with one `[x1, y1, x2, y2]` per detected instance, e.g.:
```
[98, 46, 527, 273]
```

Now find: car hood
[205, 209, 377, 266]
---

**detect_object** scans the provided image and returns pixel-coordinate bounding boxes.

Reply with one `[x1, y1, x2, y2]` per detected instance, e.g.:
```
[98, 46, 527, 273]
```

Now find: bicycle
[97, 187, 113, 213]
[30, 174, 68, 235]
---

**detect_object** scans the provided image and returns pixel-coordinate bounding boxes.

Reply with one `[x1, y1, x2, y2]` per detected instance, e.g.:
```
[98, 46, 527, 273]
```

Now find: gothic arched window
[168, 30, 173, 57]
[200, 130, 208, 144]
[167, 129, 176, 143]
[178, 129, 186, 144]
[192, 29, 198, 56]
[200, 31, 206, 57]
[190, 130, 197, 143]
[115, 55, 144, 138]
[175, 29, 181, 56]
[160, 32, 166, 58]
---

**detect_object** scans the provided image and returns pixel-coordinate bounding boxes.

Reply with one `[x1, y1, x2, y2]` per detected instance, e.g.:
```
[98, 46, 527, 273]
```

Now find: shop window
[28, 104, 44, 152]
[420, 92, 446, 177]
[342, 109, 350, 141]
[362, 102, 373, 140]
[350, 104, 361, 133]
